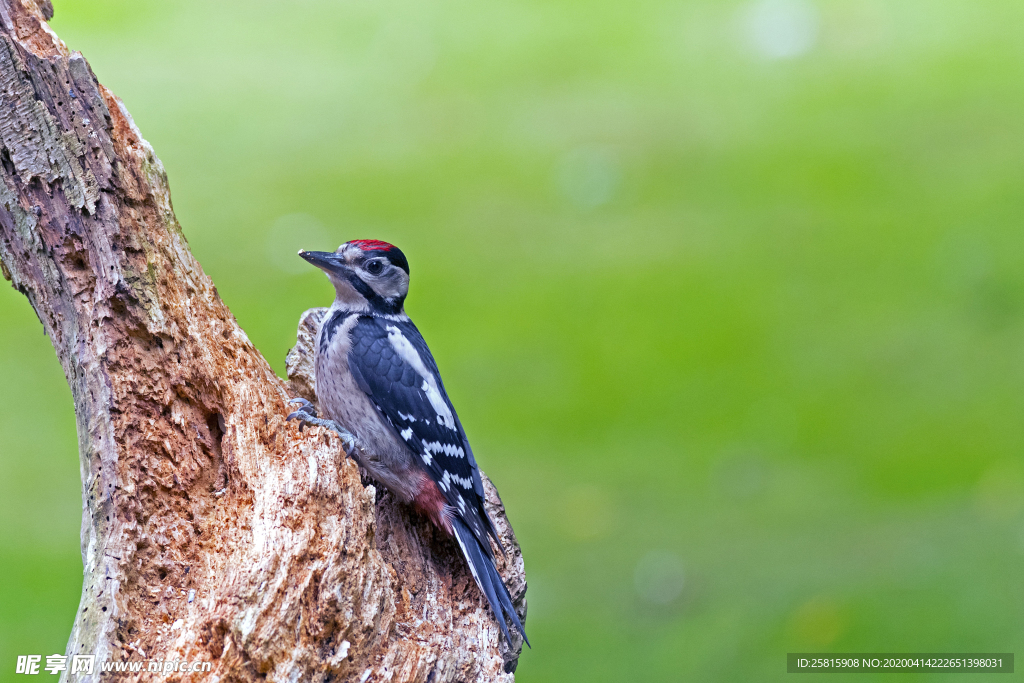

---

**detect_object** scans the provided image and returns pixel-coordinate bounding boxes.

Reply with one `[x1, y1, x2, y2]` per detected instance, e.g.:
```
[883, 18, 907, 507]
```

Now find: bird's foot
[287, 397, 317, 421]
[287, 398, 362, 458]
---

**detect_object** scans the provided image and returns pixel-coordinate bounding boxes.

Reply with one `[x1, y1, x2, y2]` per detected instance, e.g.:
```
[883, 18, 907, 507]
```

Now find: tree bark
[0, 1, 527, 681]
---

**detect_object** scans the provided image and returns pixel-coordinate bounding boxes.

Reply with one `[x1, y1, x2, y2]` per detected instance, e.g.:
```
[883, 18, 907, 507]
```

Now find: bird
[286, 239, 528, 647]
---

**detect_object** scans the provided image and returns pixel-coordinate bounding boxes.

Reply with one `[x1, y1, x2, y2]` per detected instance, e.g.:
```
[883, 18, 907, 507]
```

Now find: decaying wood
[0, 1, 527, 681]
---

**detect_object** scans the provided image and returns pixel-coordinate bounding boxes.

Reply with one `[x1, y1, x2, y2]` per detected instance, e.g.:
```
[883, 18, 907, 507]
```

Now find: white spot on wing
[401, 427, 413, 441]
[385, 325, 456, 430]
[423, 440, 465, 459]
[441, 470, 473, 491]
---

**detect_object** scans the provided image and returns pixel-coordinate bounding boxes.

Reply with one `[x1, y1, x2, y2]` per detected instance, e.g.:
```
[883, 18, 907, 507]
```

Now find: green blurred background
[2, 0, 1024, 680]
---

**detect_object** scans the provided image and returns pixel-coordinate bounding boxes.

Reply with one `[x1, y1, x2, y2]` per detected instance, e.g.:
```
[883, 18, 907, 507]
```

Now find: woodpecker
[287, 239, 528, 647]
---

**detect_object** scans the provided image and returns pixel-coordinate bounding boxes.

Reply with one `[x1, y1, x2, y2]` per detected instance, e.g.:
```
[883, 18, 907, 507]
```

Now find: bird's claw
[287, 397, 315, 419]
[287, 397, 318, 430]
[338, 431, 358, 456]
[285, 397, 361, 457]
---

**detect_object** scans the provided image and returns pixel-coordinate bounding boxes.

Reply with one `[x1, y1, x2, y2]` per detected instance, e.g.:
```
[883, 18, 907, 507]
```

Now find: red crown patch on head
[350, 239, 396, 252]
[347, 239, 410, 274]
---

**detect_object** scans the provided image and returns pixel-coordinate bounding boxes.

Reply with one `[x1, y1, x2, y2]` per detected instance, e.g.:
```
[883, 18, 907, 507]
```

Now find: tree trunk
[0, 1, 527, 681]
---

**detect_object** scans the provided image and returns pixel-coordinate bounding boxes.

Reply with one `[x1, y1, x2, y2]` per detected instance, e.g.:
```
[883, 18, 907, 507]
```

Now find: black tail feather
[453, 517, 530, 648]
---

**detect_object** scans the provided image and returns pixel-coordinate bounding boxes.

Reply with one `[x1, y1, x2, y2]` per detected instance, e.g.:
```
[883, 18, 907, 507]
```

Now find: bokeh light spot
[633, 550, 686, 606]
[740, 0, 819, 60]
[555, 146, 621, 210]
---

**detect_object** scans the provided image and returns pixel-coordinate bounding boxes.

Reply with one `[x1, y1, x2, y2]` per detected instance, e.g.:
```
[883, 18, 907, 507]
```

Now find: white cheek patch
[374, 269, 409, 301]
[385, 325, 456, 430]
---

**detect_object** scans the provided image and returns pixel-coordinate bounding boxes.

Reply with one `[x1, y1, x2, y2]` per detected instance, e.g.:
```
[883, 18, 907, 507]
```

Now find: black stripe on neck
[320, 309, 347, 353]
[346, 272, 405, 315]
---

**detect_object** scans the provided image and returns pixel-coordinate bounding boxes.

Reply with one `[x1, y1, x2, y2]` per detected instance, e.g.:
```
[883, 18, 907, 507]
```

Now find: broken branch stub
[0, 1, 527, 681]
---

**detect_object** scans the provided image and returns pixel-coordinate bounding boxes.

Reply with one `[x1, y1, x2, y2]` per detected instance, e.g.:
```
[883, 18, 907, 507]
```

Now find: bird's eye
[365, 259, 384, 275]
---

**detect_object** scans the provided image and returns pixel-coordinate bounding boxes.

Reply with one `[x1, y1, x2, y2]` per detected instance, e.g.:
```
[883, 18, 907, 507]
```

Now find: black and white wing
[346, 315, 498, 552]
[347, 314, 528, 645]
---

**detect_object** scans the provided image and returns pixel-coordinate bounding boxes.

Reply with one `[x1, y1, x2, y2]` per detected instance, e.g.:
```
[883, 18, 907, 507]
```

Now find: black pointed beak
[298, 250, 349, 276]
